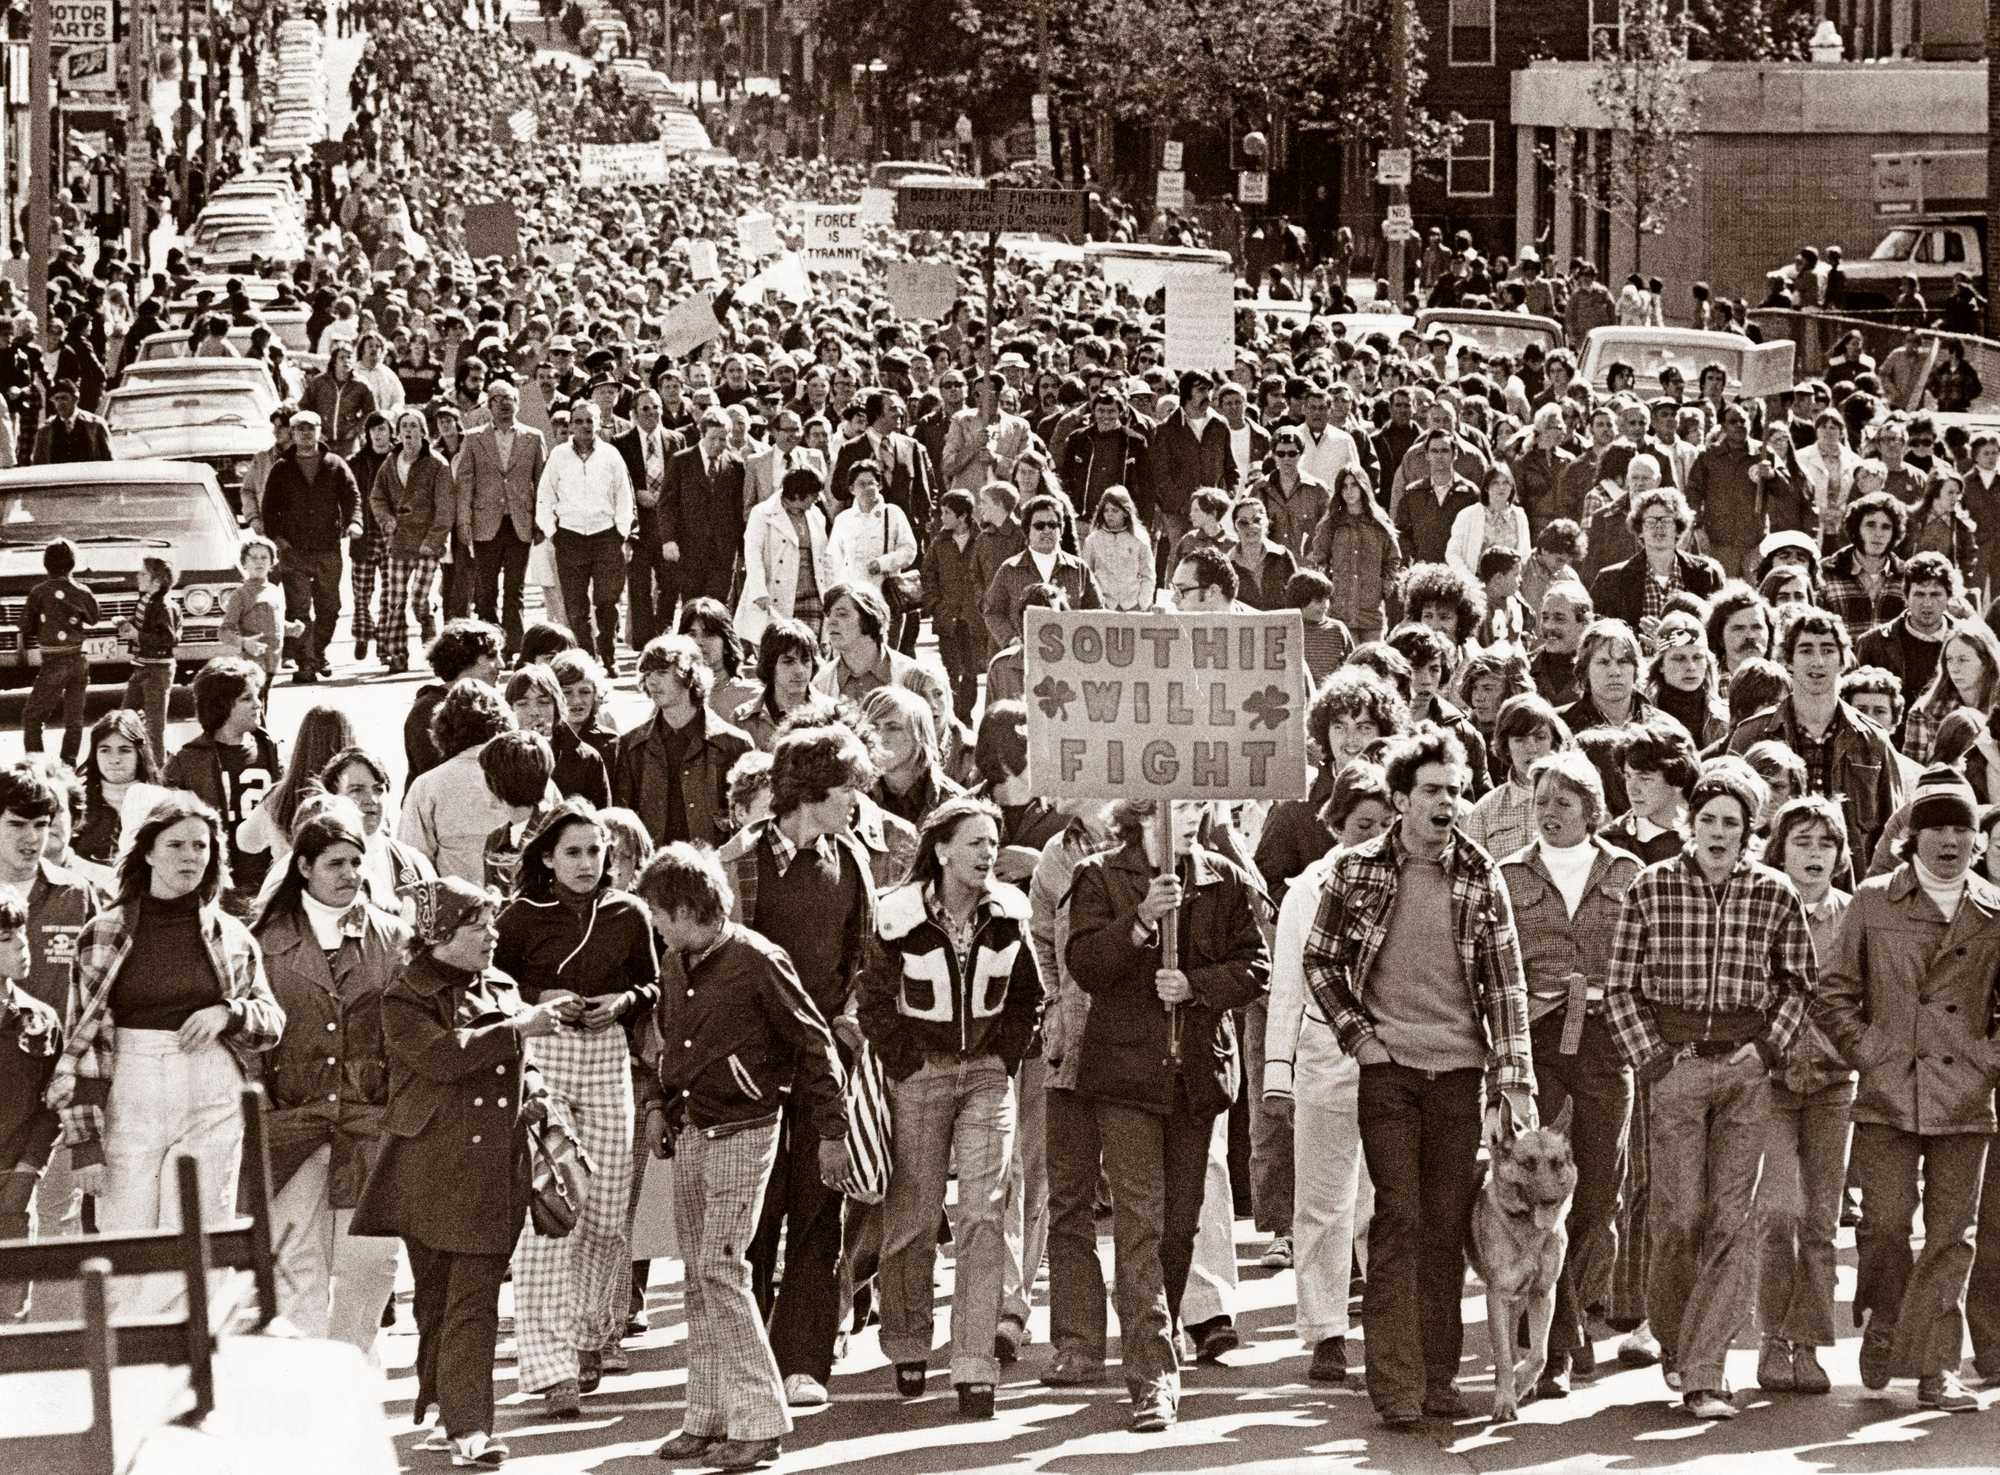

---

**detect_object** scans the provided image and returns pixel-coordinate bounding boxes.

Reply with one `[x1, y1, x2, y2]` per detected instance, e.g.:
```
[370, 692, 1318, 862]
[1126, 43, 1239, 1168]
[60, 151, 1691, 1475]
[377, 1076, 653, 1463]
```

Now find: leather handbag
[524, 1118, 595, 1238]
[879, 505, 924, 614]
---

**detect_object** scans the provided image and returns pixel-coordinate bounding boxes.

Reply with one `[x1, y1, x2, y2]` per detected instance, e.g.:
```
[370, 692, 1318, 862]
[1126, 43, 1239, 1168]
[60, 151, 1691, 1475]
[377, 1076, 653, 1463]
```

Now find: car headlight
[182, 586, 221, 617]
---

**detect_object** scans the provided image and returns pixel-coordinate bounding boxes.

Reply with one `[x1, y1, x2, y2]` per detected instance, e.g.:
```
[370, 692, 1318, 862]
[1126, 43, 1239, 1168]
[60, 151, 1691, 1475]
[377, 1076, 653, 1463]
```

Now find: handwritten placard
[1165, 267, 1237, 373]
[884, 261, 959, 322]
[737, 211, 778, 259]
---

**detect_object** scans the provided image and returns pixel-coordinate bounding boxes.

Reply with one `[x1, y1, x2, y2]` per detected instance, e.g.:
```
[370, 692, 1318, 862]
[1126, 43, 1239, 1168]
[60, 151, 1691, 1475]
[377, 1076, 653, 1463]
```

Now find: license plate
[84, 637, 120, 659]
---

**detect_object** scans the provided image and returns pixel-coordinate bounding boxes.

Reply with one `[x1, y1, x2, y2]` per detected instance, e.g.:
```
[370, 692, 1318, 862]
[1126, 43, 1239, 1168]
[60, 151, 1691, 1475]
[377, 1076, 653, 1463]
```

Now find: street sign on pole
[1386, 202, 1412, 226]
[59, 42, 114, 92]
[895, 185, 1089, 237]
[1382, 218, 1415, 242]
[1155, 169, 1185, 212]
[1163, 140, 1183, 171]
[1376, 148, 1412, 187]
[1238, 170, 1268, 206]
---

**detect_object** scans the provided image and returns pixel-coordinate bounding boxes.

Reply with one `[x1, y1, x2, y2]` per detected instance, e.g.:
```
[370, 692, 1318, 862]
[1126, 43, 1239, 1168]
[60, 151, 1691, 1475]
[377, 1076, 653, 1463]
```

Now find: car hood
[0, 545, 163, 584]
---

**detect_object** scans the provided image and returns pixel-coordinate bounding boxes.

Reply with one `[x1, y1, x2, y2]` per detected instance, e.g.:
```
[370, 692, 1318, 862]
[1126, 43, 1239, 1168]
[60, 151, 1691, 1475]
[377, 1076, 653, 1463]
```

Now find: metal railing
[1746, 307, 2000, 414]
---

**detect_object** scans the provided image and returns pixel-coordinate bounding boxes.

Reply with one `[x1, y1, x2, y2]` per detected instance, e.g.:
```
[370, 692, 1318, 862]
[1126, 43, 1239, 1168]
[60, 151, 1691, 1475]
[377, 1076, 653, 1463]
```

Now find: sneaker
[1683, 1390, 1737, 1420]
[1918, 1372, 1978, 1412]
[654, 1430, 720, 1462]
[1130, 1392, 1175, 1432]
[1618, 1321, 1661, 1367]
[956, 1382, 996, 1419]
[1043, 1349, 1105, 1386]
[576, 1348, 602, 1393]
[993, 1316, 1026, 1364]
[1194, 1318, 1240, 1363]
[1792, 1344, 1831, 1394]
[539, 1378, 581, 1419]
[1260, 1236, 1293, 1269]
[784, 1373, 829, 1408]
[707, 1436, 782, 1472]
[1758, 1336, 1795, 1391]
[1309, 1336, 1350, 1386]
[1379, 1406, 1423, 1429]
[599, 1343, 631, 1374]
[1860, 1315, 1895, 1390]
[449, 1431, 511, 1467]
[413, 1415, 452, 1452]
[895, 1362, 927, 1398]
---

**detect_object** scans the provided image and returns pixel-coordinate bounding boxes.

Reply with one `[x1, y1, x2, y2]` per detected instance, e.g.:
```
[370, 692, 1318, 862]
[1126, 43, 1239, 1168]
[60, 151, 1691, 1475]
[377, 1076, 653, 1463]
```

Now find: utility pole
[200, 0, 215, 183]
[1987, 0, 2000, 335]
[177, 0, 190, 219]
[129, 0, 151, 263]
[1384, 0, 1409, 309]
[28, 0, 51, 325]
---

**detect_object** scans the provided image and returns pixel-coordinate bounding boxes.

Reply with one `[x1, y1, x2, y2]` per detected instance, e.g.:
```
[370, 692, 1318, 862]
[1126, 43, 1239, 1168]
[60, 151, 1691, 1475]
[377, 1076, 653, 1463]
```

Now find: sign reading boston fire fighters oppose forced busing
[1023, 609, 1311, 801]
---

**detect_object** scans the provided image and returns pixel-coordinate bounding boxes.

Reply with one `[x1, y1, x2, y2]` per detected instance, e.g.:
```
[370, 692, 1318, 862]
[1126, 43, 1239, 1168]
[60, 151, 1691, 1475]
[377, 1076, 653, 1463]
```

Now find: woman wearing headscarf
[351, 877, 567, 1469]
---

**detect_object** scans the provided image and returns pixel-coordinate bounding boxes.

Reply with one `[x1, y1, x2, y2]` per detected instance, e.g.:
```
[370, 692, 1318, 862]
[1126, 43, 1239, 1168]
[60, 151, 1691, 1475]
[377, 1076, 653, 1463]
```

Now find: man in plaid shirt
[1603, 758, 1817, 1422]
[1302, 724, 1535, 1427]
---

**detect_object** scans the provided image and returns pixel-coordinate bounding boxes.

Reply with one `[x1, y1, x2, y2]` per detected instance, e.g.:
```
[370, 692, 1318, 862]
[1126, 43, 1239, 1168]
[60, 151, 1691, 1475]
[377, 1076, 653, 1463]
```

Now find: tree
[1684, 0, 1814, 61]
[1552, 0, 1700, 276]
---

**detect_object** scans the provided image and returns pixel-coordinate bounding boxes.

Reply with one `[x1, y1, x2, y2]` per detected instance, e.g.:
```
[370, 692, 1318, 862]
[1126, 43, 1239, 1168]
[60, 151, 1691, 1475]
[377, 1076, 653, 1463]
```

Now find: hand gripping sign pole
[1156, 801, 1181, 1067]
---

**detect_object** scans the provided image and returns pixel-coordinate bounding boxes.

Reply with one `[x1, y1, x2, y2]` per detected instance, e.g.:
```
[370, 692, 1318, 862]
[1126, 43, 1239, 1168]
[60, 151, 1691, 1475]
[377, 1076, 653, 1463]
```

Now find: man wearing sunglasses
[980, 494, 1103, 652]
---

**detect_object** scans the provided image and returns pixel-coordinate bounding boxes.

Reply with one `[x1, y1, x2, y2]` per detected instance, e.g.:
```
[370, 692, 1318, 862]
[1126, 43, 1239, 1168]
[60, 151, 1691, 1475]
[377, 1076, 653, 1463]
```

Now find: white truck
[1810, 150, 1987, 310]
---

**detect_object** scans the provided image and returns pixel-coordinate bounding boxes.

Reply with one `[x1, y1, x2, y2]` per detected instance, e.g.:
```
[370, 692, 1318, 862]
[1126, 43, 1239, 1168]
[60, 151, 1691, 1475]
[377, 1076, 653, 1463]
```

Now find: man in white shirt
[353, 331, 405, 417]
[536, 402, 635, 668]
[1294, 386, 1361, 490]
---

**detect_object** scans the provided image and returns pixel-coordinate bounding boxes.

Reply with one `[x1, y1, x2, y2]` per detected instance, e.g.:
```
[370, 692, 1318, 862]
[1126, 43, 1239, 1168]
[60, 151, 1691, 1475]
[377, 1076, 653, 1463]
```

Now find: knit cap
[1688, 757, 1767, 832]
[1909, 763, 1979, 834]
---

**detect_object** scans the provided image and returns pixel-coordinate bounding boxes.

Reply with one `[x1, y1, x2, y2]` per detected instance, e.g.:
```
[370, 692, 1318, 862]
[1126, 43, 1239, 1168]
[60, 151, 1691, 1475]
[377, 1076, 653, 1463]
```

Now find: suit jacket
[660, 442, 748, 565]
[31, 412, 112, 465]
[832, 430, 933, 530]
[613, 423, 684, 517]
[745, 443, 830, 510]
[453, 423, 546, 545]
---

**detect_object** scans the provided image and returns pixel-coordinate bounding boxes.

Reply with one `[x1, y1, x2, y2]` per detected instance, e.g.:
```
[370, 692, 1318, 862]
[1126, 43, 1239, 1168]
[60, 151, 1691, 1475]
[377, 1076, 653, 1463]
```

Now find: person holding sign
[1063, 799, 1269, 1433]
[1301, 725, 1537, 1427]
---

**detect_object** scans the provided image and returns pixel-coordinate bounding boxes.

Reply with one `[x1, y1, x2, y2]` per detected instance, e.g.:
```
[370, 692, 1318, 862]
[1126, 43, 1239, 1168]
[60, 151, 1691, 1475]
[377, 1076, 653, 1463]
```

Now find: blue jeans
[878, 1054, 1016, 1385]
[1094, 1091, 1212, 1403]
[1852, 1123, 1990, 1379]
[1759, 1072, 1855, 1348]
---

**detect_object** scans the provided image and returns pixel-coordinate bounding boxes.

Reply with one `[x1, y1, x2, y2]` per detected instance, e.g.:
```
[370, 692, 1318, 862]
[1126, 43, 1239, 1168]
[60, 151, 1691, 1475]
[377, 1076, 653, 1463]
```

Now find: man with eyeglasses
[612, 389, 684, 649]
[1167, 546, 1241, 612]
[981, 494, 1102, 651]
[456, 380, 548, 656]
[1589, 484, 1724, 637]
[747, 410, 829, 509]
[1393, 431, 1479, 567]
[913, 370, 964, 486]
[662, 409, 748, 610]
[943, 370, 1033, 493]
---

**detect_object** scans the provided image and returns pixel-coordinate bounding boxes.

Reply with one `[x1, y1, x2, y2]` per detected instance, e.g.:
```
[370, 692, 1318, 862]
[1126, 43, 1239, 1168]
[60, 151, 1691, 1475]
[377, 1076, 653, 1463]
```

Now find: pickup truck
[1784, 151, 1987, 311]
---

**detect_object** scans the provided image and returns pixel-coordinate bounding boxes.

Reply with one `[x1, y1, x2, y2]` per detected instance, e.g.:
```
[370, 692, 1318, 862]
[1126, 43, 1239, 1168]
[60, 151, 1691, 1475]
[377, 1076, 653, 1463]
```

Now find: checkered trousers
[512, 1024, 634, 1394]
[351, 537, 385, 642]
[379, 554, 440, 664]
[674, 1115, 790, 1442]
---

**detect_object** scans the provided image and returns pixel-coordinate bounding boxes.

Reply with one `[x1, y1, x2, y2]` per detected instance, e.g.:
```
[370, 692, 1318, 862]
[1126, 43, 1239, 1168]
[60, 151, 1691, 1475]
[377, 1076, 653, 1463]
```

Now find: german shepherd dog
[1467, 1100, 1578, 1422]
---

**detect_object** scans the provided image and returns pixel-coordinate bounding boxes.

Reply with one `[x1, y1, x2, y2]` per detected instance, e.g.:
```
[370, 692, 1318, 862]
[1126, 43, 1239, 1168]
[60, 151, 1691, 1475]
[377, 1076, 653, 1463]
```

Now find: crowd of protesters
[14, 0, 2000, 1470]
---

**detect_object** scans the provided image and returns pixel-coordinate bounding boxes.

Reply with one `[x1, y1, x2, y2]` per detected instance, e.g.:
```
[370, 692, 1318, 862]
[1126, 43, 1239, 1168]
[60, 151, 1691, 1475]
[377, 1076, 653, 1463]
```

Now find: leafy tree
[1684, 0, 1814, 61]
[1554, 0, 1700, 274]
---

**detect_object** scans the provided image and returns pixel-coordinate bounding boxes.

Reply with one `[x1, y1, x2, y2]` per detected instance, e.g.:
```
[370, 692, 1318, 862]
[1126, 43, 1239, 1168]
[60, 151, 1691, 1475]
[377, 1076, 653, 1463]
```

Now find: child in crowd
[1170, 487, 1235, 572]
[552, 649, 620, 757]
[1082, 486, 1155, 611]
[0, 897, 60, 1320]
[221, 535, 305, 693]
[969, 481, 1026, 605]
[1461, 692, 1565, 861]
[1475, 547, 1537, 647]
[119, 554, 181, 765]
[923, 490, 986, 724]
[986, 582, 1065, 705]
[1286, 569, 1354, 686]
[599, 807, 653, 894]
[19, 538, 100, 766]
[480, 730, 557, 891]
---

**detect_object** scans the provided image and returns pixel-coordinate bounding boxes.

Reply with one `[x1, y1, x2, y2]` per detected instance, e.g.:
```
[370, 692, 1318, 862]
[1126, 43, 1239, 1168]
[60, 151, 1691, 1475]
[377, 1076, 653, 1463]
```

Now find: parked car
[102, 383, 276, 515]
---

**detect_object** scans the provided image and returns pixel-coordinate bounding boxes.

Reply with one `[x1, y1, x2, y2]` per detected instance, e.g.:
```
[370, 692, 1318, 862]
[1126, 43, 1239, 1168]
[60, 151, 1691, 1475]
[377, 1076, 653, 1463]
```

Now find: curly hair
[431, 678, 514, 760]
[1381, 722, 1469, 797]
[1843, 488, 1910, 550]
[770, 723, 879, 820]
[1704, 582, 1771, 667]
[1307, 669, 1411, 756]
[1396, 561, 1485, 639]
[636, 634, 715, 701]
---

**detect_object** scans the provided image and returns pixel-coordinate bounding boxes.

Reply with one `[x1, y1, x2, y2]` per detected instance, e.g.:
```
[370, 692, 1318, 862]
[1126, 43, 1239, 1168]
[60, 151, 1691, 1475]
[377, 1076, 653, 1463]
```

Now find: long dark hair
[252, 806, 368, 932]
[267, 705, 359, 837]
[82, 709, 159, 822]
[114, 794, 230, 908]
[513, 796, 609, 901]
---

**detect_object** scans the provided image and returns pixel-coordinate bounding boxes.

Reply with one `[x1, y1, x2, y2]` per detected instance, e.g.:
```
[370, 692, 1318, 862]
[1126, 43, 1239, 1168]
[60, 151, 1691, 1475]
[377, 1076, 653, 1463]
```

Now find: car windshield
[1595, 341, 1744, 390]
[1437, 319, 1560, 358]
[1871, 229, 1921, 262]
[106, 390, 263, 434]
[0, 479, 236, 565]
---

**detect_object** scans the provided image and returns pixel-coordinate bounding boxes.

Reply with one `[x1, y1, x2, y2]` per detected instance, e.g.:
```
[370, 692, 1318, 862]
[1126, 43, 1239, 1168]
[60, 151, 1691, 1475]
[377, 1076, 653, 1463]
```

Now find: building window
[1447, 120, 1495, 197]
[1448, 0, 1495, 65]
[1589, 0, 1624, 54]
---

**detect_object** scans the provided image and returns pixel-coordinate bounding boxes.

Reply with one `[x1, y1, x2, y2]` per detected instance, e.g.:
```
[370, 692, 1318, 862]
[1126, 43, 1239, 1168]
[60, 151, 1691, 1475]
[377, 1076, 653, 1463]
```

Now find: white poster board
[884, 261, 960, 321]
[659, 291, 721, 358]
[737, 210, 779, 259]
[1164, 267, 1237, 373]
[580, 141, 670, 187]
[688, 239, 721, 281]
[804, 205, 865, 276]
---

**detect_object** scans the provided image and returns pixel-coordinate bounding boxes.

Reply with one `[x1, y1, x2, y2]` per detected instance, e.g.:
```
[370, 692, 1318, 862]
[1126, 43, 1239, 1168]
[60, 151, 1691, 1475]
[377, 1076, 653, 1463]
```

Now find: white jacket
[1262, 850, 1358, 1108]
[1445, 501, 1530, 580]
[735, 495, 833, 644]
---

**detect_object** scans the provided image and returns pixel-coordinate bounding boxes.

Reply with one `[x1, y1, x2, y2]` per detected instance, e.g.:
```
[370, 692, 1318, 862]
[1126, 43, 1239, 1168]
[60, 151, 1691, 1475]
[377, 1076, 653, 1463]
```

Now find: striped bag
[722, 823, 888, 1202]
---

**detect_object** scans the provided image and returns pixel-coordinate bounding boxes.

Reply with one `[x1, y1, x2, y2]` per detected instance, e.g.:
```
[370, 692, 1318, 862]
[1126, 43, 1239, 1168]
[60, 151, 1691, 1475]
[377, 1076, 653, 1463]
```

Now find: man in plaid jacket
[1301, 723, 1536, 1428]
[1603, 758, 1817, 1421]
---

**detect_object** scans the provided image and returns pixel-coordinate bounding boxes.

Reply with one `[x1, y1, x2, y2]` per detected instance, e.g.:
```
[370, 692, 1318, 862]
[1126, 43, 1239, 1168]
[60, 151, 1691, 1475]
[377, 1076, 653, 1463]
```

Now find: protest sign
[461, 202, 521, 262]
[1023, 609, 1310, 801]
[659, 291, 721, 359]
[737, 211, 779, 259]
[688, 240, 721, 281]
[1164, 267, 1237, 373]
[884, 261, 959, 322]
[543, 241, 577, 268]
[742, 252, 812, 305]
[859, 186, 897, 227]
[804, 204, 865, 275]
[580, 141, 670, 187]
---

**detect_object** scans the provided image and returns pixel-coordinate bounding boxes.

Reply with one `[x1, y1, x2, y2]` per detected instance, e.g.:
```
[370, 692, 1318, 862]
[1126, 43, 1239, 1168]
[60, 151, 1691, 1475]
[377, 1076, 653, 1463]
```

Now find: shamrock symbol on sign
[1243, 685, 1292, 732]
[1033, 675, 1076, 721]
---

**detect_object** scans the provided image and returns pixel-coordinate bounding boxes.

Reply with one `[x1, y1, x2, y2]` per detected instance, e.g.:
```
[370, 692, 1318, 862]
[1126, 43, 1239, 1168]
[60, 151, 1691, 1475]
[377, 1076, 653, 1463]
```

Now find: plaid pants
[350, 538, 386, 641]
[512, 1024, 633, 1394]
[675, 1113, 790, 1442]
[379, 554, 440, 665]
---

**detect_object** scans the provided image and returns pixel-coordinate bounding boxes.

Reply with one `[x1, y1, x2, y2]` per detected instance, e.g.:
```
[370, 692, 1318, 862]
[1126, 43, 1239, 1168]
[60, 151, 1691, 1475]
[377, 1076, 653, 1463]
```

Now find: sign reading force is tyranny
[1024, 609, 1310, 801]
